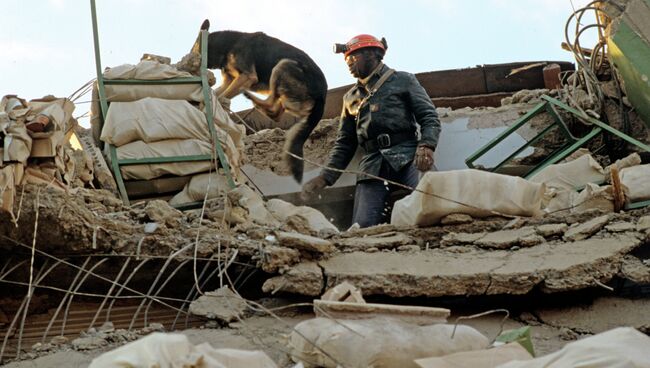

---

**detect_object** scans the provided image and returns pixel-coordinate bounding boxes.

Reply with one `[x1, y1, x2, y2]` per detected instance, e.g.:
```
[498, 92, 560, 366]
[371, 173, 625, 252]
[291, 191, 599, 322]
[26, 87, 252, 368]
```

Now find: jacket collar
[358, 62, 387, 88]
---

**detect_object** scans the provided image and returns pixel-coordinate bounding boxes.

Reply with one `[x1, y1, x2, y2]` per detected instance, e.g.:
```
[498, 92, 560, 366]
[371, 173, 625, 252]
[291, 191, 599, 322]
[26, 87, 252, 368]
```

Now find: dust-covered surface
[243, 118, 339, 176]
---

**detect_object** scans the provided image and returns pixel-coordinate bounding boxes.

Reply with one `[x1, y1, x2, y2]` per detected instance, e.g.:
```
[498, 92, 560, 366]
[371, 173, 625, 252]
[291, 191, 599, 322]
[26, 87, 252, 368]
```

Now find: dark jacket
[322, 64, 441, 184]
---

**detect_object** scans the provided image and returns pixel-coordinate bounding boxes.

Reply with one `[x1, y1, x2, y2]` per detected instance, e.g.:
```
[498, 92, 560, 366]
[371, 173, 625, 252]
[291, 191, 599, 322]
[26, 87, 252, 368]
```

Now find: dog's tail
[284, 97, 325, 183]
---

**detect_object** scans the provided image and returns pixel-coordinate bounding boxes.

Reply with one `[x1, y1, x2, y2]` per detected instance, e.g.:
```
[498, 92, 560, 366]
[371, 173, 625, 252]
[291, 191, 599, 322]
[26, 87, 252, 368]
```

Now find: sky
[0, 0, 598, 126]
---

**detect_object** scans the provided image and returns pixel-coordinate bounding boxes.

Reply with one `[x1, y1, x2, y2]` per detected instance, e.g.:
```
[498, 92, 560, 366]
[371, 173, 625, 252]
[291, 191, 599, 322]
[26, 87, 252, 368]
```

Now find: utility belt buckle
[377, 133, 391, 149]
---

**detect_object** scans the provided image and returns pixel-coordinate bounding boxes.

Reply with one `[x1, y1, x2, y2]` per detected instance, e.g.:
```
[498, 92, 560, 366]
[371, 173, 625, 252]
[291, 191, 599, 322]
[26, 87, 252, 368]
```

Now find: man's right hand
[301, 174, 328, 201]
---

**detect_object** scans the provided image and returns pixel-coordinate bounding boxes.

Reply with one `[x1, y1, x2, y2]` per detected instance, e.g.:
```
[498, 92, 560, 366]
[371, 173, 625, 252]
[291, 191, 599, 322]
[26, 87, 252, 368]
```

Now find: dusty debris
[619, 255, 650, 283]
[275, 231, 335, 254]
[535, 223, 568, 237]
[262, 262, 323, 296]
[143, 199, 183, 228]
[440, 213, 474, 225]
[562, 214, 610, 241]
[336, 232, 413, 251]
[320, 281, 365, 303]
[473, 227, 545, 249]
[605, 221, 636, 232]
[188, 287, 248, 323]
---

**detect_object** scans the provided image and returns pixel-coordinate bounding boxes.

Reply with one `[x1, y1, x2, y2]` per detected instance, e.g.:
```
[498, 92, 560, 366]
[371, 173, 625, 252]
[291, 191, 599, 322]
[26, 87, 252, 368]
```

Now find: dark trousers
[352, 162, 419, 228]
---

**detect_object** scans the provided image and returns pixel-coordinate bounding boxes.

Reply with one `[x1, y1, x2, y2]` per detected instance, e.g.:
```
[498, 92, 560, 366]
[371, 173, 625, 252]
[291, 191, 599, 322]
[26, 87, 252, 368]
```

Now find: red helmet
[334, 34, 387, 57]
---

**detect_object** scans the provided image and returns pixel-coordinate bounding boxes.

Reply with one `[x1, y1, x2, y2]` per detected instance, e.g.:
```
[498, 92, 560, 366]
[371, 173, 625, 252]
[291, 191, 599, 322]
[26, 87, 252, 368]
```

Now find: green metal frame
[90, 0, 235, 206]
[465, 94, 650, 209]
[465, 100, 580, 177]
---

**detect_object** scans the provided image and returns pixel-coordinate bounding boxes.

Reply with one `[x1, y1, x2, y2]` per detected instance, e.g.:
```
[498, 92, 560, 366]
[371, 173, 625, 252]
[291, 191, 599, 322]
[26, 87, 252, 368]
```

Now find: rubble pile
[0, 95, 93, 216]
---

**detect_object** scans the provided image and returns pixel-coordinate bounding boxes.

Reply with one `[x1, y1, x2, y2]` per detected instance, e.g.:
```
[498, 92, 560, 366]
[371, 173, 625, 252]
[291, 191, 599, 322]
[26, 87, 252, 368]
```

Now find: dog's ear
[191, 20, 210, 55]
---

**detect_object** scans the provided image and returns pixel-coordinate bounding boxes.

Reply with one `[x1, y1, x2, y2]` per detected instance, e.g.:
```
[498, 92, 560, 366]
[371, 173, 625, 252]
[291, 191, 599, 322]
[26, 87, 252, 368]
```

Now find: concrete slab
[316, 234, 642, 297]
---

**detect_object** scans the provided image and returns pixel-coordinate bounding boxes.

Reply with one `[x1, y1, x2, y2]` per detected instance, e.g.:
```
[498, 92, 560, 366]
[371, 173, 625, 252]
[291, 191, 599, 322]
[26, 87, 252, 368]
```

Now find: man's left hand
[414, 145, 434, 172]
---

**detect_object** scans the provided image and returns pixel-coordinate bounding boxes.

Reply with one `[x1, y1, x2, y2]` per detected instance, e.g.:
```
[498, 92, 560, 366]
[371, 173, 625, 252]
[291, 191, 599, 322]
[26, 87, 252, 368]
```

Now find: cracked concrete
[297, 234, 646, 297]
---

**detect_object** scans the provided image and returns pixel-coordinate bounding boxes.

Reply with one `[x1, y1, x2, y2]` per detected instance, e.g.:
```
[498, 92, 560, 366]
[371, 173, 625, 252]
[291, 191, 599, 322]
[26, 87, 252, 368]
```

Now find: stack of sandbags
[0, 95, 92, 214]
[94, 56, 245, 204]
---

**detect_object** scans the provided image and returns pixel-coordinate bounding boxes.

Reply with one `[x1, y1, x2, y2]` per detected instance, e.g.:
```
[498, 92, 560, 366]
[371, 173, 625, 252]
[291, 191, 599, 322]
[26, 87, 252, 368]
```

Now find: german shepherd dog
[196, 20, 327, 183]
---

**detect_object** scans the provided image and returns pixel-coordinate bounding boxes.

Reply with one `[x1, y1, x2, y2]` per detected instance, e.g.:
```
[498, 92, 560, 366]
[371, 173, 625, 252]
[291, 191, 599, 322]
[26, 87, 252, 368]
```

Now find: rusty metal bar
[106, 258, 150, 323]
[61, 258, 110, 336]
[42, 257, 91, 343]
[88, 257, 131, 330]
[128, 243, 193, 330]
[143, 260, 189, 326]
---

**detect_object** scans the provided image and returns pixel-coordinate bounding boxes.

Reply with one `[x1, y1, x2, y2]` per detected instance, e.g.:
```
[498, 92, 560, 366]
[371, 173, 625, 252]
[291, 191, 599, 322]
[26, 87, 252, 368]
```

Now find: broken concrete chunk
[313, 300, 449, 325]
[275, 231, 335, 254]
[341, 223, 397, 238]
[266, 198, 339, 234]
[262, 262, 323, 296]
[605, 222, 636, 233]
[440, 213, 473, 225]
[563, 215, 610, 241]
[321, 281, 365, 303]
[474, 227, 544, 249]
[636, 215, 650, 232]
[535, 223, 568, 237]
[620, 255, 650, 284]
[228, 185, 280, 227]
[259, 245, 301, 273]
[188, 287, 247, 323]
[144, 200, 182, 228]
[398, 244, 421, 252]
[440, 232, 486, 247]
[336, 232, 413, 250]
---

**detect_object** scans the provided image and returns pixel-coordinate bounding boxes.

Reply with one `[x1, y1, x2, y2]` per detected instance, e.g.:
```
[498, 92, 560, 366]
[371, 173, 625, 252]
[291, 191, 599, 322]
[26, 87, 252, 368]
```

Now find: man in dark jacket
[302, 34, 441, 227]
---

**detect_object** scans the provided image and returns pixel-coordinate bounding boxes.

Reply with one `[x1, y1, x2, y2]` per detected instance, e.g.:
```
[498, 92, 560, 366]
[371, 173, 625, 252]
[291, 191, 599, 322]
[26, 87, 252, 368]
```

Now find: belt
[362, 131, 416, 153]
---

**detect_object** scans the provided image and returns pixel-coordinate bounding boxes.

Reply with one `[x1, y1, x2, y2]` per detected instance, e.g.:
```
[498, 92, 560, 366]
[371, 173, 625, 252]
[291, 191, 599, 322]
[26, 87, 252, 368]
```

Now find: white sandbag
[620, 164, 650, 202]
[88, 332, 278, 368]
[572, 183, 614, 213]
[211, 93, 246, 152]
[497, 327, 650, 368]
[101, 98, 210, 146]
[2, 121, 32, 163]
[115, 139, 213, 180]
[104, 60, 193, 80]
[169, 172, 231, 205]
[266, 198, 339, 233]
[391, 170, 545, 227]
[229, 185, 280, 226]
[528, 154, 605, 190]
[289, 317, 489, 368]
[415, 343, 532, 368]
[105, 83, 204, 103]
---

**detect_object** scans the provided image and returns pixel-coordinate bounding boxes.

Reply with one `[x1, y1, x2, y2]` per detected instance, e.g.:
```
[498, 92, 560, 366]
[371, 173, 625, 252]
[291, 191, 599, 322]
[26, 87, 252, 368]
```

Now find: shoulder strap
[358, 68, 395, 109]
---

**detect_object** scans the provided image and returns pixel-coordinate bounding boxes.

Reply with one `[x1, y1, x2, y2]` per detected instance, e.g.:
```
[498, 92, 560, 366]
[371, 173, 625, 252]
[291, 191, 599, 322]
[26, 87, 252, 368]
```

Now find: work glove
[414, 145, 435, 172]
[301, 174, 328, 201]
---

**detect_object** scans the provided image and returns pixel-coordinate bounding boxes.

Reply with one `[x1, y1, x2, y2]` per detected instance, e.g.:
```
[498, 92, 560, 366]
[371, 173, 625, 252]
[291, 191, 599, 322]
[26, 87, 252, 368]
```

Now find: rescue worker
[302, 34, 441, 227]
